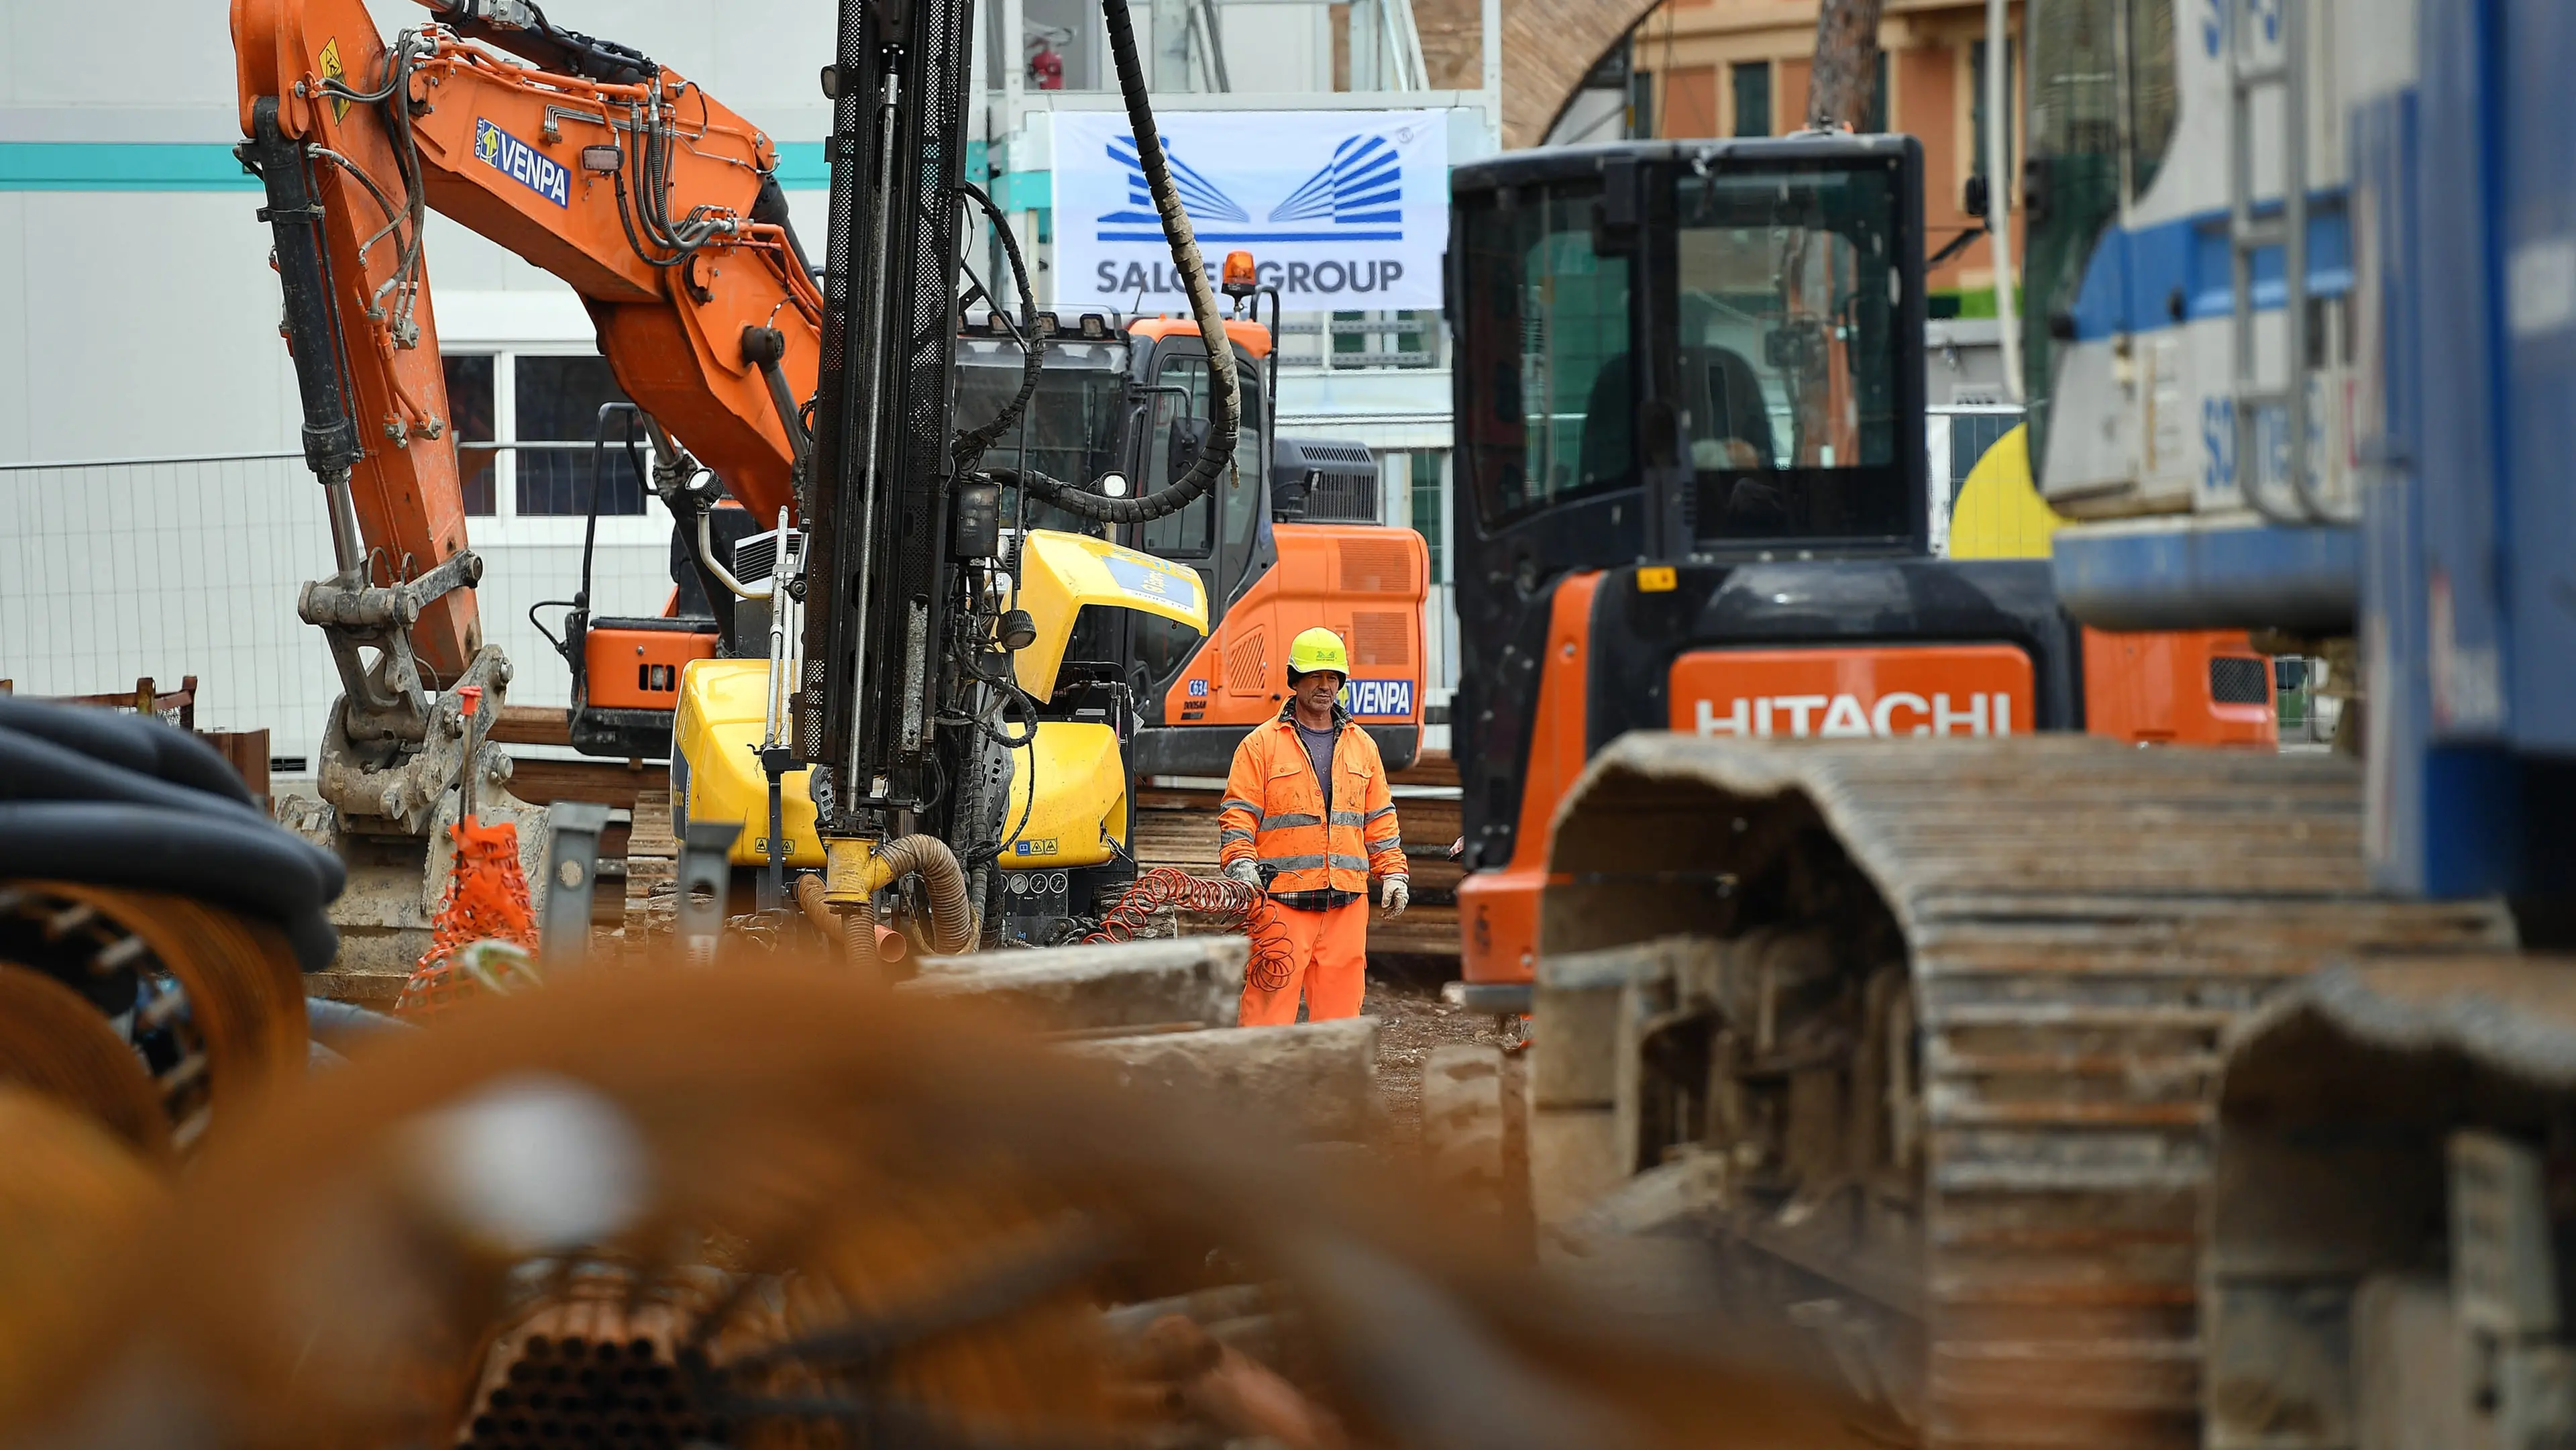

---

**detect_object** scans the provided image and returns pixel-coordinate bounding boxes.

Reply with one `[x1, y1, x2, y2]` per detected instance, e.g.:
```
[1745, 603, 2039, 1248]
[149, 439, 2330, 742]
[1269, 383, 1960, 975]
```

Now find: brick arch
[1504, 0, 1662, 148]
[1414, 0, 1666, 149]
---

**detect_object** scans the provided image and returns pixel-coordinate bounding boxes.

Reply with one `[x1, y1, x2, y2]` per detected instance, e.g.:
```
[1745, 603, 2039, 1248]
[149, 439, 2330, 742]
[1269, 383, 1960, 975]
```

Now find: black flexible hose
[0, 695, 256, 808]
[0, 805, 341, 973]
[987, 0, 1238, 525]
[0, 725, 279, 830]
[951, 180, 1046, 470]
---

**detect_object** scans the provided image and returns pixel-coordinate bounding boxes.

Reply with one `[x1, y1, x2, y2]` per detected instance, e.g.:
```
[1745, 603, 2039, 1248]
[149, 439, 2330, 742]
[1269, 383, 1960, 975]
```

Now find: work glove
[1379, 874, 1409, 919]
[1223, 859, 1263, 891]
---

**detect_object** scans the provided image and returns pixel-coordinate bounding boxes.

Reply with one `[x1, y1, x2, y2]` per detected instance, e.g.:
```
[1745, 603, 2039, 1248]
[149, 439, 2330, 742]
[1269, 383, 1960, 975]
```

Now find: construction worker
[1218, 627, 1407, 1025]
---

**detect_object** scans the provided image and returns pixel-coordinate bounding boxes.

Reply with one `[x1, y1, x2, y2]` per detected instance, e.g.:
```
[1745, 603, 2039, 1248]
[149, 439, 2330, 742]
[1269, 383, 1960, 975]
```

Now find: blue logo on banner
[1097, 132, 1401, 243]
[476, 118, 570, 208]
[1340, 678, 1413, 719]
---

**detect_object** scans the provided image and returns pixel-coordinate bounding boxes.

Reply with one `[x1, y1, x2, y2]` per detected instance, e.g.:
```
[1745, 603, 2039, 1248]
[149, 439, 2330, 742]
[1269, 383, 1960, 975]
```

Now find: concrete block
[1528, 1106, 1628, 1227]
[1063, 1017, 1377, 1143]
[904, 935, 1246, 1031]
[1421, 1044, 1505, 1198]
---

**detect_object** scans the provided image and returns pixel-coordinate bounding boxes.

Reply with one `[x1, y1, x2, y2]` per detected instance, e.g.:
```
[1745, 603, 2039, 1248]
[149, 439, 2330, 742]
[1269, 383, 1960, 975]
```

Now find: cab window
[1142, 355, 1216, 557]
[1134, 350, 1263, 691]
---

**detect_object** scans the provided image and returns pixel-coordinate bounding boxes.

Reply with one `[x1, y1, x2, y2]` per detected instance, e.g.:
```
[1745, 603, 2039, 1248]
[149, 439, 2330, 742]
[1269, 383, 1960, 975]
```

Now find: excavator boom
[233, 0, 819, 677]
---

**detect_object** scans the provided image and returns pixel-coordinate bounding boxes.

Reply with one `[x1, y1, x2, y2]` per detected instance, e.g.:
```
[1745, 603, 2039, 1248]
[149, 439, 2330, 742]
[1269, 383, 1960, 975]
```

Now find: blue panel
[2051, 522, 2357, 633]
[2412, 0, 2510, 744]
[2065, 197, 2351, 342]
[2500, 0, 2576, 752]
[2366, 0, 2550, 898]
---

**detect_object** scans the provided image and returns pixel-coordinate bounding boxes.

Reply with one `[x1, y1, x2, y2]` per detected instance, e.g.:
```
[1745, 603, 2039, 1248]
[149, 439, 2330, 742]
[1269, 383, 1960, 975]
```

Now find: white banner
[1051, 109, 1447, 313]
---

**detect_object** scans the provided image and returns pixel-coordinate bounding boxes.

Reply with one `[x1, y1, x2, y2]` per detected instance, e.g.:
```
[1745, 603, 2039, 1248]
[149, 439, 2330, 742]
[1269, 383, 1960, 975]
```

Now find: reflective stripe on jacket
[1217, 704, 1405, 900]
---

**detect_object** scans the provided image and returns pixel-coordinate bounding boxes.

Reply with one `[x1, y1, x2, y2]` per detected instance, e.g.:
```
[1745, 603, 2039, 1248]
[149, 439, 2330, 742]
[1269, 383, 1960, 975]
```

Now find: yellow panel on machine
[997, 721, 1128, 868]
[674, 532, 1204, 874]
[1012, 529, 1207, 698]
[671, 658, 824, 868]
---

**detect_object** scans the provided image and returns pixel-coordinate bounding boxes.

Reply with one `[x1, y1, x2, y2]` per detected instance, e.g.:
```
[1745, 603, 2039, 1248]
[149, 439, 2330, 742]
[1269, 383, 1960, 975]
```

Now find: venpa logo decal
[476, 118, 570, 208]
[1342, 678, 1413, 719]
[1692, 692, 2015, 739]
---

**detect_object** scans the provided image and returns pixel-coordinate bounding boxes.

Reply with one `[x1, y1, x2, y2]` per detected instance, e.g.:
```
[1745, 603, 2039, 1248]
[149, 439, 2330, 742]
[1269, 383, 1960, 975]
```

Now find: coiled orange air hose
[1084, 868, 1298, 990]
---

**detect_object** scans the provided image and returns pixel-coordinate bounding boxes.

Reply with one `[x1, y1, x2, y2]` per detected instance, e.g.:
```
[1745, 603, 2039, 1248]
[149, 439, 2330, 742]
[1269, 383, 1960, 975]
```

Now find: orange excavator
[234, 0, 825, 975]
[235, 0, 1393, 977]
[1444, 136, 2277, 997]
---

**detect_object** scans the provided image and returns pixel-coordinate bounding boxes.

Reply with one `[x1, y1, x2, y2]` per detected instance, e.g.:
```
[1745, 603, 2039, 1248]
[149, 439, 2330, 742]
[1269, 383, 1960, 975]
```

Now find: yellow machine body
[996, 721, 1129, 868]
[1012, 530, 1208, 698]
[671, 531, 1205, 874]
[671, 659, 824, 868]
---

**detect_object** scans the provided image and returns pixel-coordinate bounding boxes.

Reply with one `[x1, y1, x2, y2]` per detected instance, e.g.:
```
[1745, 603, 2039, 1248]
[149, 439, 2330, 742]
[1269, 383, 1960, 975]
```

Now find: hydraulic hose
[985, 0, 1238, 525]
[951, 180, 1046, 471]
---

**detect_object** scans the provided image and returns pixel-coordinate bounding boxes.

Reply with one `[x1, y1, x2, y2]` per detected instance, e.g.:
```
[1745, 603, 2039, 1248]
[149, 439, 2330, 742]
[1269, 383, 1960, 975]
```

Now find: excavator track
[1532, 735, 2513, 1450]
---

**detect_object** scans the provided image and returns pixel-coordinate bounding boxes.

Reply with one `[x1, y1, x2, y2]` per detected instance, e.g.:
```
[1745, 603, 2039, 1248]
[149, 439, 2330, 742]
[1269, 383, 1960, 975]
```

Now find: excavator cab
[1449, 135, 2282, 995]
[953, 312, 1426, 782]
[1448, 136, 2079, 988]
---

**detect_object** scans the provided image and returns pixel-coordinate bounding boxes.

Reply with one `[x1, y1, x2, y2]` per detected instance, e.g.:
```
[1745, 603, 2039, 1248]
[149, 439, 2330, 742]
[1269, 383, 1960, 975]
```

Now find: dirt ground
[1362, 958, 1513, 1157]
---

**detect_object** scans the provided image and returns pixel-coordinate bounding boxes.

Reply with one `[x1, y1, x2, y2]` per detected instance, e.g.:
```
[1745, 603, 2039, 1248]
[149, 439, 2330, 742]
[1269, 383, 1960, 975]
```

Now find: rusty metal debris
[0, 882, 307, 1155]
[0, 951, 1876, 1450]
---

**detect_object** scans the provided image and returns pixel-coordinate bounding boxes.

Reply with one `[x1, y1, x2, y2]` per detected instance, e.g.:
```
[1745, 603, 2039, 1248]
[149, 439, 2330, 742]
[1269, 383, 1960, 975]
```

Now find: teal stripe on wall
[0, 143, 259, 192]
[772, 141, 828, 189]
[772, 140, 989, 189]
[1, 138, 979, 193]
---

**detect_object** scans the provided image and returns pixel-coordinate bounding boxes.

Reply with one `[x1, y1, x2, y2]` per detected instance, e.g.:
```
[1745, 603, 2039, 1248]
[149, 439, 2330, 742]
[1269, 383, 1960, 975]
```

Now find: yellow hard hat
[1286, 627, 1349, 678]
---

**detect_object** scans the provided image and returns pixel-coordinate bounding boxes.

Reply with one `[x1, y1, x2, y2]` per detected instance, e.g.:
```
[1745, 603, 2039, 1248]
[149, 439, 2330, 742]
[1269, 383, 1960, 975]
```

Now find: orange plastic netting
[393, 819, 541, 1020]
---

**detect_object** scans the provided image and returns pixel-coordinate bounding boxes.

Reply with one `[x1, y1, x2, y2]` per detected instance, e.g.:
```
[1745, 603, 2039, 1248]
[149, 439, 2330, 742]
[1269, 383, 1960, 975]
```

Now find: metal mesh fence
[0, 453, 675, 768]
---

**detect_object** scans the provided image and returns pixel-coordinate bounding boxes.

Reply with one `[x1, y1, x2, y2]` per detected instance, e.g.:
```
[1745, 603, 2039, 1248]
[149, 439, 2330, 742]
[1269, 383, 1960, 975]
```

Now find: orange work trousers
[1239, 898, 1367, 1025]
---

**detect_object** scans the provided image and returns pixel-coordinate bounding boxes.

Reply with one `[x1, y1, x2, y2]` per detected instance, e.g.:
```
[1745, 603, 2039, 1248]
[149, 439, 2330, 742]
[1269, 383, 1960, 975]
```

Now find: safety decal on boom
[476, 119, 571, 208]
[317, 38, 351, 123]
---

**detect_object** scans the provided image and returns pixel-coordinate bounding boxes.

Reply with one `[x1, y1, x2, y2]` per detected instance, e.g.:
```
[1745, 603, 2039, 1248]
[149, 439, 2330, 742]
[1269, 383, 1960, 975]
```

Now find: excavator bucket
[279, 774, 551, 1006]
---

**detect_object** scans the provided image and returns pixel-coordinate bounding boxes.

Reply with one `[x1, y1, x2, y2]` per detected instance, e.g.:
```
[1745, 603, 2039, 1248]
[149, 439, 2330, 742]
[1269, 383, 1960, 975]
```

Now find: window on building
[440, 352, 644, 519]
[1864, 50, 1889, 133]
[443, 354, 498, 516]
[1628, 67, 1655, 140]
[1732, 60, 1772, 138]
[513, 355, 646, 517]
[1406, 449, 1446, 584]
[1321, 310, 1440, 368]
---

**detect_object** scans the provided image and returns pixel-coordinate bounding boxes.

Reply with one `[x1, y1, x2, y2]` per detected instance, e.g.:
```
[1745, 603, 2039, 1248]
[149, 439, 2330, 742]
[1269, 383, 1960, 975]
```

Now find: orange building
[1545, 0, 2025, 304]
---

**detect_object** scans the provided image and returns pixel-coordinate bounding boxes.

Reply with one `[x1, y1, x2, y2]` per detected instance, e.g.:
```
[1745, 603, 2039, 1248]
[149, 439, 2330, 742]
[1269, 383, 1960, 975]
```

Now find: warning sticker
[318, 38, 350, 123]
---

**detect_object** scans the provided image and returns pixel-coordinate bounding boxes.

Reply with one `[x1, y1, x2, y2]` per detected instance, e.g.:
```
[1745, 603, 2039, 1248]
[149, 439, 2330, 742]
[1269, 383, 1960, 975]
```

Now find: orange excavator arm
[232, 0, 821, 680]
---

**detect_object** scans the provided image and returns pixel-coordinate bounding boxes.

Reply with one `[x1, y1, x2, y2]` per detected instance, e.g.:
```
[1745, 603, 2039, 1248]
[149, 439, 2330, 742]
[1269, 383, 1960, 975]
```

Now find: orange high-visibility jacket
[1218, 705, 1405, 901]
